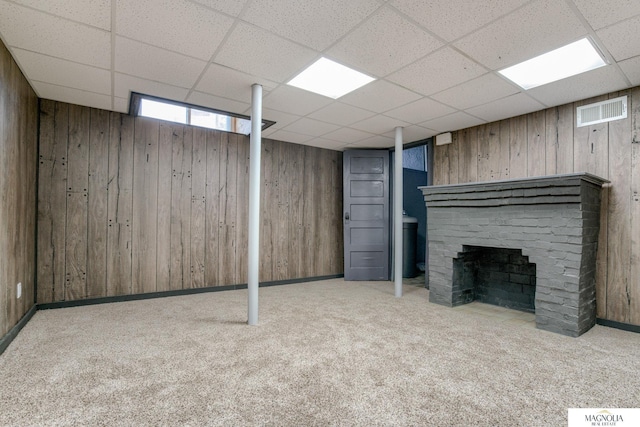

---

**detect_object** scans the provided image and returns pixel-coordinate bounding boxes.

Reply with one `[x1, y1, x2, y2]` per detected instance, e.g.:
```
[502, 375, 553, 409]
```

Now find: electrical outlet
[17, 282, 22, 299]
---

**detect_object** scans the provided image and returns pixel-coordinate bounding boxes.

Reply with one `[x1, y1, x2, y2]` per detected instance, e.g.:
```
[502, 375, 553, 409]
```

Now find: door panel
[343, 150, 389, 280]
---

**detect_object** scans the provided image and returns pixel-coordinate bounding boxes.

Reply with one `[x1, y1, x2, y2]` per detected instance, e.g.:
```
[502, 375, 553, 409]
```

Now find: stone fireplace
[419, 173, 608, 337]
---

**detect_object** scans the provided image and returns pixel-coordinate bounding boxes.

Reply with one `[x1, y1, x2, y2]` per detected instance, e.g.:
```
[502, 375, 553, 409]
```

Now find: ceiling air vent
[577, 95, 627, 127]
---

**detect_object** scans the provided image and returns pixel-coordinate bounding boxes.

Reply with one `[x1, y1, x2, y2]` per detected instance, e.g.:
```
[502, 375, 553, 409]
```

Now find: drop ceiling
[0, 0, 639, 151]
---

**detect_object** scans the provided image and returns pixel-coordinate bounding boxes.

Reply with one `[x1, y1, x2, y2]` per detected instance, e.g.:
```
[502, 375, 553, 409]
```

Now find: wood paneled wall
[37, 101, 343, 303]
[0, 41, 38, 337]
[433, 88, 640, 326]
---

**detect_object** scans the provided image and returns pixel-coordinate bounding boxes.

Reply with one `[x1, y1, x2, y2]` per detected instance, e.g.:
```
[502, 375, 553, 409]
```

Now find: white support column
[248, 84, 262, 325]
[394, 127, 403, 298]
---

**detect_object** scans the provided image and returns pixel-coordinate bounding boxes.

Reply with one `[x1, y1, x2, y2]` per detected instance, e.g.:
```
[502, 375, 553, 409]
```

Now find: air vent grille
[577, 96, 627, 127]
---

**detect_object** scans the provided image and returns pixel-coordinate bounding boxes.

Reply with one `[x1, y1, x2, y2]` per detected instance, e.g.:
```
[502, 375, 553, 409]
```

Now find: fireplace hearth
[419, 173, 608, 337]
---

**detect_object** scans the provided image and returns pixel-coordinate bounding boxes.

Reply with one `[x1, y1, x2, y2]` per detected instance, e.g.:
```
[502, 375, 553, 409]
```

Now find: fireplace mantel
[419, 173, 609, 337]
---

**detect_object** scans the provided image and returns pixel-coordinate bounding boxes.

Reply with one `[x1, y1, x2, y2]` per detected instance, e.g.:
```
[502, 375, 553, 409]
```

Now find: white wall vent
[577, 95, 627, 127]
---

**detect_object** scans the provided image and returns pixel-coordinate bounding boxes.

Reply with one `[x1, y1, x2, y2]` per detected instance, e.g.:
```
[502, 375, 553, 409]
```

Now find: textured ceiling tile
[116, 0, 234, 60]
[114, 73, 190, 101]
[454, 0, 587, 70]
[597, 16, 640, 61]
[327, 6, 442, 77]
[350, 134, 395, 148]
[339, 80, 421, 113]
[196, 63, 278, 102]
[573, 0, 640, 30]
[263, 85, 333, 116]
[387, 48, 486, 96]
[0, 2, 110, 68]
[186, 91, 251, 115]
[189, 0, 249, 16]
[13, 48, 111, 95]
[323, 127, 374, 144]
[420, 112, 485, 133]
[33, 81, 112, 110]
[308, 102, 376, 126]
[214, 22, 317, 83]
[115, 37, 207, 88]
[526, 66, 629, 107]
[266, 129, 314, 145]
[261, 108, 302, 130]
[11, 0, 111, 30]
[384, 97, 456, 123]
[350, 114, 410, 134]
[390, 0, 529, 42]
[619, 56, 640, 86]
[384, 125, 437, 143]
[283, 117, 340, 137]
[431, 73, 520, 110]
[113, 97, 130, 113]
[304, 138, 350, 151]
[241, 0, 380, 51]
[465, 93, 545, 122]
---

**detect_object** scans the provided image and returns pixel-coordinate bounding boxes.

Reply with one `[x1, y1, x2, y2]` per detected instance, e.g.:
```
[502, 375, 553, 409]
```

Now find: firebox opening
[453, 246, 536, 313]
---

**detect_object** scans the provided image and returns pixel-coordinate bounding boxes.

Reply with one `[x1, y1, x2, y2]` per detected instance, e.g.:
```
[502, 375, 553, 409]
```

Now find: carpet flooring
[1, 279, 638, 426]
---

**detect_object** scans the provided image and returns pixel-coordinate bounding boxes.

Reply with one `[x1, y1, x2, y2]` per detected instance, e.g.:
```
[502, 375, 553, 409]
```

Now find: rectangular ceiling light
[499, 38, 607, 90]
[287, 57, 375, 99]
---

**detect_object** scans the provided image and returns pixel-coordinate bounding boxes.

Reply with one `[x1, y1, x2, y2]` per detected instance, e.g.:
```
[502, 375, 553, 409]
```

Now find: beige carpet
[1, 279, 639, 426]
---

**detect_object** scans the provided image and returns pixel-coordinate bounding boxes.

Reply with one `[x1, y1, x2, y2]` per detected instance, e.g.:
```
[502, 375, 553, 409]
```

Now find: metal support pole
[248, 84, 262, 325]
[394, 127, 403, 297]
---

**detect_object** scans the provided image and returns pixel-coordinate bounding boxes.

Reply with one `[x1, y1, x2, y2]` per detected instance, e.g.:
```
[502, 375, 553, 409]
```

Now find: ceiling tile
[465, 93, 545, 122]
[13, 48, 110, 95]
[526, 66, 629, 107]
[387, 48, 486, 96]
[340, 80, 421, 113]
[214, 22, 318, 83]
[350, 134, 395, 148]
[266, 129, 314, 145]
[323, 127, 374, 144]
[186, 91, 251, 115]
[114, 73, 190, 101]
[261, 108, 302, 130]
[383, 125, 437, 143]
[263, 85, 333, 116]
[115, 37, 207, 88]
[454, 0, 587, 70]
[619, 56, 640, 86]
[11, 0, 111, 30]
[0, 2, 110, 68]
[350, 114, 410, 134]
[283, 117, 340, 137]
[304, 138, 350, 151]
[195, 63, 278, 102]
[189, 0, 249, 16]
[114, 97, 129, 113]
[597, 16, 640, 61]
[572, 0, 640, 30]
[307, 102, 376, 126]
[431, 73, 520, 110]
[384, 97, 456, 123]
[327, 6, 442, 77]
[33, 81, 112, 110]
[390, 0, 529, 42]
[116, 0, 233, 61]
[420, 112, 485, 133]
[241, 0, 380, 51]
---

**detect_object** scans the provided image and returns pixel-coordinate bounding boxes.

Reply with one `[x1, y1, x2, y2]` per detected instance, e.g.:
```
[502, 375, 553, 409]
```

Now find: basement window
[130, 93, 274, 135]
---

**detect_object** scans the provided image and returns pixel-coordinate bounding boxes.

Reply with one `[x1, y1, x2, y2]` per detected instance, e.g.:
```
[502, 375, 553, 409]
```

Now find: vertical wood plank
[106, 113, 134, 296]
[630, 87, 640, 325]
[303, 145, 320, 276]
[448, 132, 459, 184]
[605, 90, 632, 323]
[86, 108, 109, 298]
[288, 143, 304, 278]
[556, 103, 575, 174]
[497, 119, 510, 180]
[509, 116, 527, 178]
[545, 107, 559, 176]
[235, 134, 250, 284]
[132, 117, 159, 294]
[433, 143, 448, 185]
[156, 123, 174, 292]
[574, 95, 609, 177]
[65, 192, 87, 300]
[219, 133, 237, 285]
[67, 105, 90, 193]
[170, 126, 192, 290]
[457, 128, 478, 183]
[478, 122, 501, 181]
[259, 139, 275, 282]
[275, 141, 290, 280]
[527, 110, 546, 177]
[204, 130, 219, 286]
[190, 127, 207, 288]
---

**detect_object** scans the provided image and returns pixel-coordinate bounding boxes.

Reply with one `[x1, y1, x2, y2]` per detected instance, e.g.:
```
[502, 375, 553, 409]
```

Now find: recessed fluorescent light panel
[499, 38, 607, 90]
[287, 57, 375, 99]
